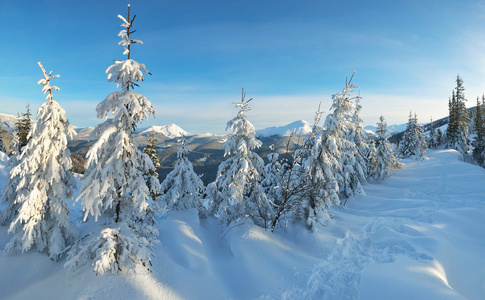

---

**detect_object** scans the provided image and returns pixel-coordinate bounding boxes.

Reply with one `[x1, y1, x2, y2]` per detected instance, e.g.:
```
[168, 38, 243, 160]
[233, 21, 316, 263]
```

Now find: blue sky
[1, 0, 485, 134]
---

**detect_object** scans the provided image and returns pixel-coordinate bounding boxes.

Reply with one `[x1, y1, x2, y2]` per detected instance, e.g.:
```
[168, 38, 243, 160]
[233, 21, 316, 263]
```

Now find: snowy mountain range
[256, 120, 314, 137]
[0, 113, 20, 130]
[139, 123, 191, 139]
[364, 123, 408, 134]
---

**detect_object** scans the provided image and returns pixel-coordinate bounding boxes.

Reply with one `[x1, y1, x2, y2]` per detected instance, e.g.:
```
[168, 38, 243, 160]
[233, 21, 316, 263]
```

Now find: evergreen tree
[472, 95, 485, 166]
[367, 139, 377, 176]
[0, 109, 31, 224]
[436, 128, 444, 146]
[349, 97, 370, 178]
[11, 104, 32, 155]
[207, 89, 272, 227]
[446, 75, 470, 158]
[369, 115, 398, 181]
[323, 76, 366, 199]
[427, 118, 438, 149]
[399, 112, 418, 158]
[160, 135, 205, 212]
[270, 105, 340, 231]
[3, 62, 77, 260]
[399, 112, 427, 159]
[296, 127, 340, 229]
[143, 131, 161, 199]
[0, 126, 5, 153]
[66, 5, 160, 274]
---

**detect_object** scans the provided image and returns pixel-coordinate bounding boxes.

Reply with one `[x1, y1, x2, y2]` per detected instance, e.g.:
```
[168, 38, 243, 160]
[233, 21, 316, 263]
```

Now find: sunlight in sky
[1, 0, 485, 134]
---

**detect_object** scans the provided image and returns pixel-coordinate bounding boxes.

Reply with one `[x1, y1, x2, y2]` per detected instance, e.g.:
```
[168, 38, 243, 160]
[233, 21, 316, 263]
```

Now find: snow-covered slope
[140, 124, 190, 139]
[256, 120, 313, 137]
[0, 113, 19, 131]
[0, 149, 484, 299]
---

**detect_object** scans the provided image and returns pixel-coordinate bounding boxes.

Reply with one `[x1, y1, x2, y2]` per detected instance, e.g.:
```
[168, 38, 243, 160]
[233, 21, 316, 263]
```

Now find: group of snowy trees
[398, 112, 427, 160]
[0, 6, 401, 274]
[446, 75, 470, 158]
[1, 62, 77, 260]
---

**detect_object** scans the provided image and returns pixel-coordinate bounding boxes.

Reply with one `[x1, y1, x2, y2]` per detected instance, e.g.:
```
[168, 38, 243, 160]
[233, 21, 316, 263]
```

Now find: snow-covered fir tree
[349, 97, 370, 178]
[1, 106, 34, 225]
[262, 145, 283, 208]
[160, 135, 205, 212]
[369, 115, 398, 181]
[436, 128, 444, 146]
[12, 104, 32, 155]
[0, 127, 5, 153]
[295, 124, 340, 229]
[262, 106, 339, 232]
[472, 96, 485, 166]
[414, 114, 428, 160]
[323, 76, 366, 200]
[367, 139, 377, 176]
[0, 147, 23, 225]
[399, 112, 427, 160]
[445, 75, 470, 158]
[3, 62, 77, 260]
[207, 89, 272, 228]
[66, 5, 160, 275]
[143, 131, 161, 199]
[427, 118, 438, 149]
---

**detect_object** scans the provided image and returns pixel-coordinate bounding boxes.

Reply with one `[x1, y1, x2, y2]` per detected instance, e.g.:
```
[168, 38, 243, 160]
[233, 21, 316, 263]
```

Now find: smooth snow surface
[0, 149, 484, 299]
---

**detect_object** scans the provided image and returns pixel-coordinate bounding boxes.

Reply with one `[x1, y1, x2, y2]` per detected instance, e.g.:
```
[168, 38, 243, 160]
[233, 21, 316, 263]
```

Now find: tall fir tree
[427, 118, 438, 149]
[446, 75, 470, 158]
[0, 126, 5, 153]
[3, 62, 77, 260]
[66, 5, 160, 274]
[369, 115, 398, 181]
[143, 131, 161, 199]
[323, 75, 366, 200]
[349, 97, 370, 178]
[414, 114, 428, 160]
[207, 89, 272, 228]
[0, 108, 31, 224]
[296, 126, 340, 229]
[160, 135, 205, 212]
[399, 112, 427, 159]
[472, 95, 485, 166]
[11, 104, 32, 155]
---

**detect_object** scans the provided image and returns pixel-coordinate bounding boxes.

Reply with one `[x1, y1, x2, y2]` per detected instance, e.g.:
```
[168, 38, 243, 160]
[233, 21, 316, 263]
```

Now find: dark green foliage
[472, 95, 485, 166]
[13, 104, 32, 154]
[445, 75, 470, 157]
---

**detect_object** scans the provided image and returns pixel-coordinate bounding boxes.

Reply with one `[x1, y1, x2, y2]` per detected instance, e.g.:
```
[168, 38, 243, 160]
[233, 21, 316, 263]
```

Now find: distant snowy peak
[364, 123, 408, 134]
[141, 123, 191, 138]
[256, 120, 313, 137]
[0, 112, 19, 130]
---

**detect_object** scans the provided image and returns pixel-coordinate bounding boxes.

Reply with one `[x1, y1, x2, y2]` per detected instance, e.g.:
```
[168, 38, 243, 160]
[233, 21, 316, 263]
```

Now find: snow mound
[256, 120, 313, 137]
[141, 124, 190, 138]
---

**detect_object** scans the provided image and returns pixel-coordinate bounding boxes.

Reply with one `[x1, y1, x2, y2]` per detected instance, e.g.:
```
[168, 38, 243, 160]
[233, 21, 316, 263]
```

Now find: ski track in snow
[283, 149, 485, 300]
[0, 149, 484, 299]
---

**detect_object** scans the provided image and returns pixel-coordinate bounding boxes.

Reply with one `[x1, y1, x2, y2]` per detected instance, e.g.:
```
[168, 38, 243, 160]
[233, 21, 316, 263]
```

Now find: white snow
[0, 113, 19, 131]
[256, 120, 313, 137]
[141, 124, 190, 139]
[365, 123, 408, 134]
[0, 148, 484, 299]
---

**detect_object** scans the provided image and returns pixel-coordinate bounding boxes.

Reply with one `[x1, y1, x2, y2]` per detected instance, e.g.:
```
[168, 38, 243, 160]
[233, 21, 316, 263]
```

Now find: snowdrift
[0, 149, 484, 299]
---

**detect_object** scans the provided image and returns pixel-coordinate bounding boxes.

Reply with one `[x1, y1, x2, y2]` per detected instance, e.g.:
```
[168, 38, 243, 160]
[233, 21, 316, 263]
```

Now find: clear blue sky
[1, 0, 485, 134]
